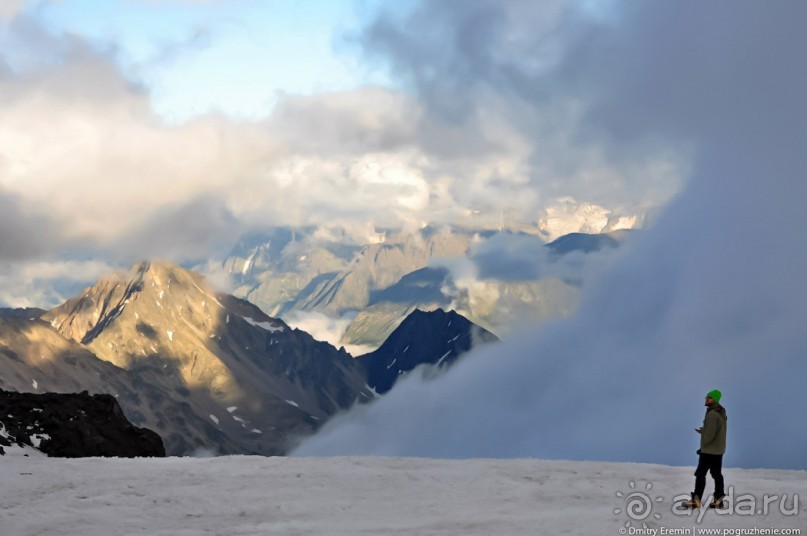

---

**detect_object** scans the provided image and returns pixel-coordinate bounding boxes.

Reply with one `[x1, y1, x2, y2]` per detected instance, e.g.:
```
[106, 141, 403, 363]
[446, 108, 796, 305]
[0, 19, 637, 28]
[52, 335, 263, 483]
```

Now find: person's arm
[700, 411, 720, 446]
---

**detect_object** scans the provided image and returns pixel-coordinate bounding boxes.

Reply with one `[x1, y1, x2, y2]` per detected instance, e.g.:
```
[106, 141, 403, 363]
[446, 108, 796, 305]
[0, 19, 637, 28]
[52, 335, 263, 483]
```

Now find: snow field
[1, 456, 804, 535]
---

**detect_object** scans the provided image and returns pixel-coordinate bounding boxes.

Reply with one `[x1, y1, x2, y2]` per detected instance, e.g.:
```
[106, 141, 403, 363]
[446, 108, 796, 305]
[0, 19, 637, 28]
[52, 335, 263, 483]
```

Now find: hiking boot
[709, 497, 726, 509]
[682, 493, 702, 508]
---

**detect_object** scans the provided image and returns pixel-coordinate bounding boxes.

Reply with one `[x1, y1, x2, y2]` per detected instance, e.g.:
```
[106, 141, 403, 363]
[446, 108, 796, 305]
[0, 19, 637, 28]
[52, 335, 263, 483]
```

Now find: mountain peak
[358, 308, 499, 394]
[41, 259, 209, 349]
[35, 260, 371, 455]
[132, 259, 200, 283]
[129, 259, 209, 299]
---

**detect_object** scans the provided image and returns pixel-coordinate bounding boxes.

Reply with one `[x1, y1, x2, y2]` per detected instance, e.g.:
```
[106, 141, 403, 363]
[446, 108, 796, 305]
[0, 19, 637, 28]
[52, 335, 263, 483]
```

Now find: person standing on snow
[682, 389, 727, 509]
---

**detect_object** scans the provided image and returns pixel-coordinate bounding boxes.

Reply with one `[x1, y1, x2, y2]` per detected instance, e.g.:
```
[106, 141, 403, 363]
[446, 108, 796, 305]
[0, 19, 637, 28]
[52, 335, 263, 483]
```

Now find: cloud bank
[0, 0, 22, 22]
[0, 4, 682, 265]
[293, 1, 807, 469]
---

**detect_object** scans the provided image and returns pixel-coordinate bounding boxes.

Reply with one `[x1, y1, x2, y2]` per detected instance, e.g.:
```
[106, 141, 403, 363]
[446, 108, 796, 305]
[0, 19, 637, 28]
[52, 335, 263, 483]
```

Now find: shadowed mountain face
[0, 308, 46, 319]
[357, 309, 499, 395]
[343, 267, 453, 349]
[15, 260, 374, 456]
[545, 232, 623, 255]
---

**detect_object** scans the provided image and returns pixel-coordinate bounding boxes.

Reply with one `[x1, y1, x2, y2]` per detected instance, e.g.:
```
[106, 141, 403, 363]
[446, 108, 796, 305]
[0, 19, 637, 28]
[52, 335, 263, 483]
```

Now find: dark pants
[694, 453, 724, 499]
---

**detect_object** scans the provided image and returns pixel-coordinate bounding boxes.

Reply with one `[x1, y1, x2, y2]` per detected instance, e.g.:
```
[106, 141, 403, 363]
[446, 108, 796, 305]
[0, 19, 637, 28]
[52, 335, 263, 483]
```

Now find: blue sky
[33, 0, 406, 121]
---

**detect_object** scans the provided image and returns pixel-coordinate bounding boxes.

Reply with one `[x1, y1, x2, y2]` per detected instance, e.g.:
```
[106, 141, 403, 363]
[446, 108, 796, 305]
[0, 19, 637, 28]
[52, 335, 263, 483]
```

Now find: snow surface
[29, 433, 50, 448]
[241, 315, 284, 333]
[0, 457, 804, 535]
[0, 423, 45, 458]
[243, 250, 257, 276]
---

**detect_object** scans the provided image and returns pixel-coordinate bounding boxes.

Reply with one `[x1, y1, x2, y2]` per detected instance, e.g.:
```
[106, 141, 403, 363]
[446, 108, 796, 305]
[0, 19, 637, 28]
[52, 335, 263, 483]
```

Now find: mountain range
[1, 261, 373, 455]
[0, 227, 626, 456]
[0, 260, 497, 456]
[224, 227, 629, 349]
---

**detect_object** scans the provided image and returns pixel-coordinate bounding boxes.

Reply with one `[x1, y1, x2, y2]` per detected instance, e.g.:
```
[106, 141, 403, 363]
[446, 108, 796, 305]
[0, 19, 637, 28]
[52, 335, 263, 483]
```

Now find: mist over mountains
[1, 198, 633, 458]
[1, 258, 504, 457]
[221, 222, 630, 353]
[293, 1, 807, 470]
[2, 0, 804, 473]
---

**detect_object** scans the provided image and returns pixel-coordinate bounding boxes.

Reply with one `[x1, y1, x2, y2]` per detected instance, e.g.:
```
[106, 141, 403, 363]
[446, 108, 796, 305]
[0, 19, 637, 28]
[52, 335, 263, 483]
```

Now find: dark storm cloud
[0, 187, 62, 261]
[114, 196, 243, 262]
[359, 0, 686, 210]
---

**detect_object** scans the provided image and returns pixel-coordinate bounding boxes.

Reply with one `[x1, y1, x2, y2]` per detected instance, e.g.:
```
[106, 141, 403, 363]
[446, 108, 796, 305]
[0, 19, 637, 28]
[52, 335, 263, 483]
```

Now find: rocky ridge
[0, 388, 164, 458]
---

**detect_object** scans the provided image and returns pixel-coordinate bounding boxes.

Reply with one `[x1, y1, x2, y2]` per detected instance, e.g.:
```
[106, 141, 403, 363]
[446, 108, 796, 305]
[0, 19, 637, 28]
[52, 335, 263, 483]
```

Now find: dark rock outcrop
[0, 389, 165, 458]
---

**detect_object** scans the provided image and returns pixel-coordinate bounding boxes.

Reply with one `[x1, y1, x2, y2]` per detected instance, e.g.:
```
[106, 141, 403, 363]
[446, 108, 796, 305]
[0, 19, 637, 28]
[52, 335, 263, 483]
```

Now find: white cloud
[194, 258, 236, 295]
[283, 310, 373, 356]
[0, 9, 686, 270]
[0, 28, 433, 259]
[0, 259, 119, 308]
[0, 0, 23, 22]
[350, 153, 430, 212]
[0, 2, 691, 319]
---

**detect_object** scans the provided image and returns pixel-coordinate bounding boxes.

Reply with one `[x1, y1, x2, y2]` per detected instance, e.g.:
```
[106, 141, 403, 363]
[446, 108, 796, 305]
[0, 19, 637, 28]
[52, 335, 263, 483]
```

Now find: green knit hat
[706, 389, 722, 403]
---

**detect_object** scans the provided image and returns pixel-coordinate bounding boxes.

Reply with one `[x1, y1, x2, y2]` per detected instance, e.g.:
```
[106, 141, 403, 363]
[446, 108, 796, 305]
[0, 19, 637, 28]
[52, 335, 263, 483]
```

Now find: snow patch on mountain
[241, 316, 284, 333]
[538, 197, 643, 241]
